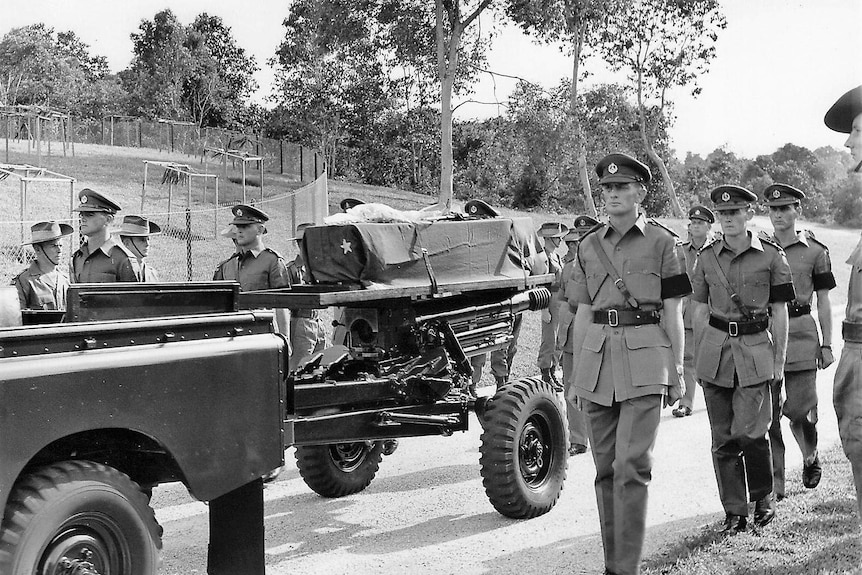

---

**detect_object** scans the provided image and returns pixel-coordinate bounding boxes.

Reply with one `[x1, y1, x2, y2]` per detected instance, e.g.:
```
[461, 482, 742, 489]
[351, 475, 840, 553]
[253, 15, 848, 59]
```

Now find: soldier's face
[235, 223, 261, 247]
[687, 219, 710, 241]
[79, 211, 110, 236]
[123, 236, 150, 258]
[716, 208, 751, 238]
[846, 113, 862, 166]
[601, 182, 644, 215]
[768, 204, 798, 233]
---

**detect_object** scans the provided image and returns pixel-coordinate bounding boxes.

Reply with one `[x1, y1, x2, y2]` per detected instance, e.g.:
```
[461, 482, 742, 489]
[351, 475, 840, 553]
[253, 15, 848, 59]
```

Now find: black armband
[769, 282, 796, 303]
[812, 272, 837, 291]
[661, 273, 693, 300]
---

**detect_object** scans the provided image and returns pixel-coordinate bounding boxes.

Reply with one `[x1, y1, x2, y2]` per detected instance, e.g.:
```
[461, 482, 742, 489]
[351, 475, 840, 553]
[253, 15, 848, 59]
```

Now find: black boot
[541, 368, 562, 392]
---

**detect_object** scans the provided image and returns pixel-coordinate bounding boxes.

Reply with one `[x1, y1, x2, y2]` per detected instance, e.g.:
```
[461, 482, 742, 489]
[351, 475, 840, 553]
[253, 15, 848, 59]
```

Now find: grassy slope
[3, 142, 861, 571]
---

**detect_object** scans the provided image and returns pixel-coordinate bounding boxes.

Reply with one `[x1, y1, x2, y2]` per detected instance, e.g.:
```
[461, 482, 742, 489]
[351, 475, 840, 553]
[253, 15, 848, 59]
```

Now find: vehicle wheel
[479, 377, 567, 519]
[0, 460, 162, 575]
[295, 441, 384, 497]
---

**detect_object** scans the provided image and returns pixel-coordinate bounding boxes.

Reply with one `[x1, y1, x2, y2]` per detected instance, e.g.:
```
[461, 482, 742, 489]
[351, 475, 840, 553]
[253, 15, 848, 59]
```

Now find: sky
[2, 0, 860, 160]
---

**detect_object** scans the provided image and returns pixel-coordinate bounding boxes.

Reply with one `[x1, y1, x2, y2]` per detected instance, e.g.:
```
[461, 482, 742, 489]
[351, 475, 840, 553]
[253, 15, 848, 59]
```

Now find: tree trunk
[569, 27, 597, 217]
[436, 0, 457, 213]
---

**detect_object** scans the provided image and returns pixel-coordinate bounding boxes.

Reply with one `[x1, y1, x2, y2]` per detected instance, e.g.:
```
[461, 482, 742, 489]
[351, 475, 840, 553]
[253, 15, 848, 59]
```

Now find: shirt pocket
[574, 324, 606, 393]
[696, 326, 727, 380]
[625, 325, 671, 386]
[741, 270, 770, 307]
[244, 270, 270, 291]
[741, 330, 774, 380]
[624, 257, 661, 297]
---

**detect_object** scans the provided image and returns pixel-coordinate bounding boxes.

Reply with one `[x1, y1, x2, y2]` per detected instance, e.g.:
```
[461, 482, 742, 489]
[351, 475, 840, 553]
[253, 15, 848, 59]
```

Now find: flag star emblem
[341, 239, 352, 254]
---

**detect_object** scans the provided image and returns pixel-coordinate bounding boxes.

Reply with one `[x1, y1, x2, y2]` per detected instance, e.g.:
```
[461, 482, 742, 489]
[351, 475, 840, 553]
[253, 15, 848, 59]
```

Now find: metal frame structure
[1, 106, 73, 164]
[204, 147, 264, 204]
[0, 164, 76, 242]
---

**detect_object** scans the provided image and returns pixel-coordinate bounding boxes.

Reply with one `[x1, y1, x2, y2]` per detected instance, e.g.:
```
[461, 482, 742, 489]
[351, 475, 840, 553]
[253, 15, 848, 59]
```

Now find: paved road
[150, 360, 845, 575]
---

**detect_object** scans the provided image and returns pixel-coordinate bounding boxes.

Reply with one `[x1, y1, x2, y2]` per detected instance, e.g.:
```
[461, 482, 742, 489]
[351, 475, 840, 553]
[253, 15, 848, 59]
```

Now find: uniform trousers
[537, 302, 560, 370]
[289, 315, 325, 371]
[768, 369, 818, 497]
[833, 341, 862, 516]
[680, 327, 697, 409]
[470, 313, 523, 383]
[561, 350, 589, 448]
[584, 395, 661, 575]
[702, 378, 773, 516]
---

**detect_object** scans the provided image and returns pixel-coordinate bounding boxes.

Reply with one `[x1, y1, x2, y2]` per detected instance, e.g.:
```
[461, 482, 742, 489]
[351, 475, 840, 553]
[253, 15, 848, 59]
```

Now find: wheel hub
[331, 442, 372, 472]
[43, 535, 105, 575]
[519, 418, 549, 486]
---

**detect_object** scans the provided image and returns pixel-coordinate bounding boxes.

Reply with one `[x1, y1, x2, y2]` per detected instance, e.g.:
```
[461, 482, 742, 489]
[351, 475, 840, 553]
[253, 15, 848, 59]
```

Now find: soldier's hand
[664, 365, 685, 407]
[817, 346, 835, 369]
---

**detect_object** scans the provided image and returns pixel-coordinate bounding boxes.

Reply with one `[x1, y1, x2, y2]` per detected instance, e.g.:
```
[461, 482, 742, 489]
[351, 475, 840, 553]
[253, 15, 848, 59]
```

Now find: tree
[597, 0, 726, 217]
[507, 0, 621, 216]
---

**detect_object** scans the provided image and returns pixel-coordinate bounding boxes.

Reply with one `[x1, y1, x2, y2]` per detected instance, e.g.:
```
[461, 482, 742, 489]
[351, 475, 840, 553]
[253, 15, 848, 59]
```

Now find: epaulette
[113, 242, 139, 262]
[647, 218, 680, 238]
[263, 247, 285, 260]
[215, 252, 239, 269]
[581, 222, 605, 238]
[803, 229, 829, 250]
[756, 231, 783, 252]
[698, 237, 721, 253]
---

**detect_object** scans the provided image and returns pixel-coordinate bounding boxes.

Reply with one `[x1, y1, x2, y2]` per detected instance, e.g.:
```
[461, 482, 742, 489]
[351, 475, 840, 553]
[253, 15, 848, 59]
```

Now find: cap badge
[694, 209, 701, 215]
[80, 196, 88, 203]
[772, 190, 781, 198]
[237, 209, 243, 216]
[469, 205, 477, 214]
[721, 192, 731, 202]
[608, 163, 618, 174]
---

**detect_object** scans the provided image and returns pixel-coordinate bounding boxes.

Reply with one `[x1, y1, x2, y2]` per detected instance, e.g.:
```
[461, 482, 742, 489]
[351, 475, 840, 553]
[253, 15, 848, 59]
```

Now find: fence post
[299, 145, 304, 182]
[170, 123, 175, 153]
[314, 152, 318, 180]
[279, 139, 284, 175]
[186, 208, 193, 281]
[139, 119, 143, 147]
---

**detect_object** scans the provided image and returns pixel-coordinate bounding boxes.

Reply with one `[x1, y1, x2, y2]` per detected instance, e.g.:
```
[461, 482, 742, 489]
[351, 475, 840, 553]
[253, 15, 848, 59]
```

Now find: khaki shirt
[556, 256, 577, 354]
[71, 238, 139, 283]
[567, 215, 691, 406]
[12, 263, 70, 310]
[213, 247, 291, 292]
[773, 230, 835, 371]
[845, 233, 862, 325]
[680, 239, 708, 329]
[690, 232, 795, 387]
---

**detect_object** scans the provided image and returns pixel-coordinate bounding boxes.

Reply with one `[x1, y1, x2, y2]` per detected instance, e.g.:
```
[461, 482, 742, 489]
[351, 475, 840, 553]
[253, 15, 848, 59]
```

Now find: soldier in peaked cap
[762, 184, 835, 501]
[286, 223, 325, 371]
[672, 205, 716, 419]
[118, 215, 162, 282]
[689, 185, 794, 535]
[12, 221, 73, 310]
[339, 198, 365, 212]
[536, 222, 570, 389]
[567, 153, 690, 575]
[826, 85, 862, 519]
[70, 188, 139, 283]
[558, 215, 600, 456]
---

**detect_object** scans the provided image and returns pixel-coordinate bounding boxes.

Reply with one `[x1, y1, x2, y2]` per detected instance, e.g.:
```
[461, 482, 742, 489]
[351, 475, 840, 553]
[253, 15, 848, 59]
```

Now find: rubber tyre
[479, 377, 567, 519]
[295, 441, 384, 498]
[0, 460, 162, 575]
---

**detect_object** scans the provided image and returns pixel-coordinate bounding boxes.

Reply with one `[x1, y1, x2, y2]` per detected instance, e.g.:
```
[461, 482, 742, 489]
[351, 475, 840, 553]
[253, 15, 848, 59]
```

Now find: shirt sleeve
[769, 249, 796, 303]
[812, 246, 837, 291]
[566, 243, 591, 306]
[690, 252, 709, 304]
[269, 256, 292, 289]
[660, 236, 692, 300]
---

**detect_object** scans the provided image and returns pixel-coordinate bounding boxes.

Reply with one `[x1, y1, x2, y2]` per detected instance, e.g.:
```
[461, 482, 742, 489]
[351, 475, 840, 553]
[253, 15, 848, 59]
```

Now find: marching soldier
[70, 188, 139, 283]
[567, 153, 689, 575]
[119, 215, 162, 282]
[826, 84, 862, 518]
[762, 184, 835, 500]
[537, 221, 569, 388]
[673, 205, 716, 417]
[286, 223, 325, 370]
[12, 221, 73, 310]
[689, 185, 794, 535]
[558, 215, 599, 456]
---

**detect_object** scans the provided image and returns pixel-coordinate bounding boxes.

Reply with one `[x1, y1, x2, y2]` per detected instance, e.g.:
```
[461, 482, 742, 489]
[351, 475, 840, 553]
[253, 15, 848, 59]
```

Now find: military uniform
[558, 216, 599, 454]
[761, 184, 836, 498]
[690, 185, 795, 530]
[675, 205, 715, 416]
[70, 189, 139, 284]
[537, 221, 569, 386]
[212, 246, 290, 291]
[119, 215, 162, 282]
[286, 224, 325, 370]
[826, 84, 862, 516]
[13, 221, 74, 310]
[569, 154, 690, 575]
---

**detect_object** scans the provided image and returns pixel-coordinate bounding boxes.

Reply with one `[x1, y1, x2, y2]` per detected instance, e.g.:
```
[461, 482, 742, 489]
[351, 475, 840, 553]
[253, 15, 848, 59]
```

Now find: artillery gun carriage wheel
[0, 460, 162, 575]
[295, 441, 385, 498]
[479, 377, 567, 518]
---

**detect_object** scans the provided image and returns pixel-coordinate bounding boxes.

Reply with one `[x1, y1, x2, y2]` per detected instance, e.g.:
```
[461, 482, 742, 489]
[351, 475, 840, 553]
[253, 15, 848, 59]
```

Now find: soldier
[12, 221, 73, 310]
[689, 185, 794, 535]
[558, 215, 599, 456]
[467, 199, 548, 391]
[762, 184, 835, 500]
[536, 221, 569, 388]
[673, 205, 716, 418]
[287, 223, 325, 370]
[826, 84, 862, 518]
[70, 188, 139, 283]
[119, 215, 162, 282]
[567, 153, 689, 575]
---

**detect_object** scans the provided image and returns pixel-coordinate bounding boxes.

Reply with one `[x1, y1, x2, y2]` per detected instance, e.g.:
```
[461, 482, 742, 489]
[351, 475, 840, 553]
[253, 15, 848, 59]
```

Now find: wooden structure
[156, 118, 197, 154]
[204, 147, 264, 204]
[140, 160, 220, 235]
[0, 164, 76, 241]
[101, 115, 143, 147]
[1, 106, 73, 164]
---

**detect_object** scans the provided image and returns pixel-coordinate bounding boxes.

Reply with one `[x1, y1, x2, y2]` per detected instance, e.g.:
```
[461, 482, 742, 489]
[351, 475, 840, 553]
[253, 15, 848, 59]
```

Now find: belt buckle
[728, 321, 739, 337]
[608, 309, 619, 327]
